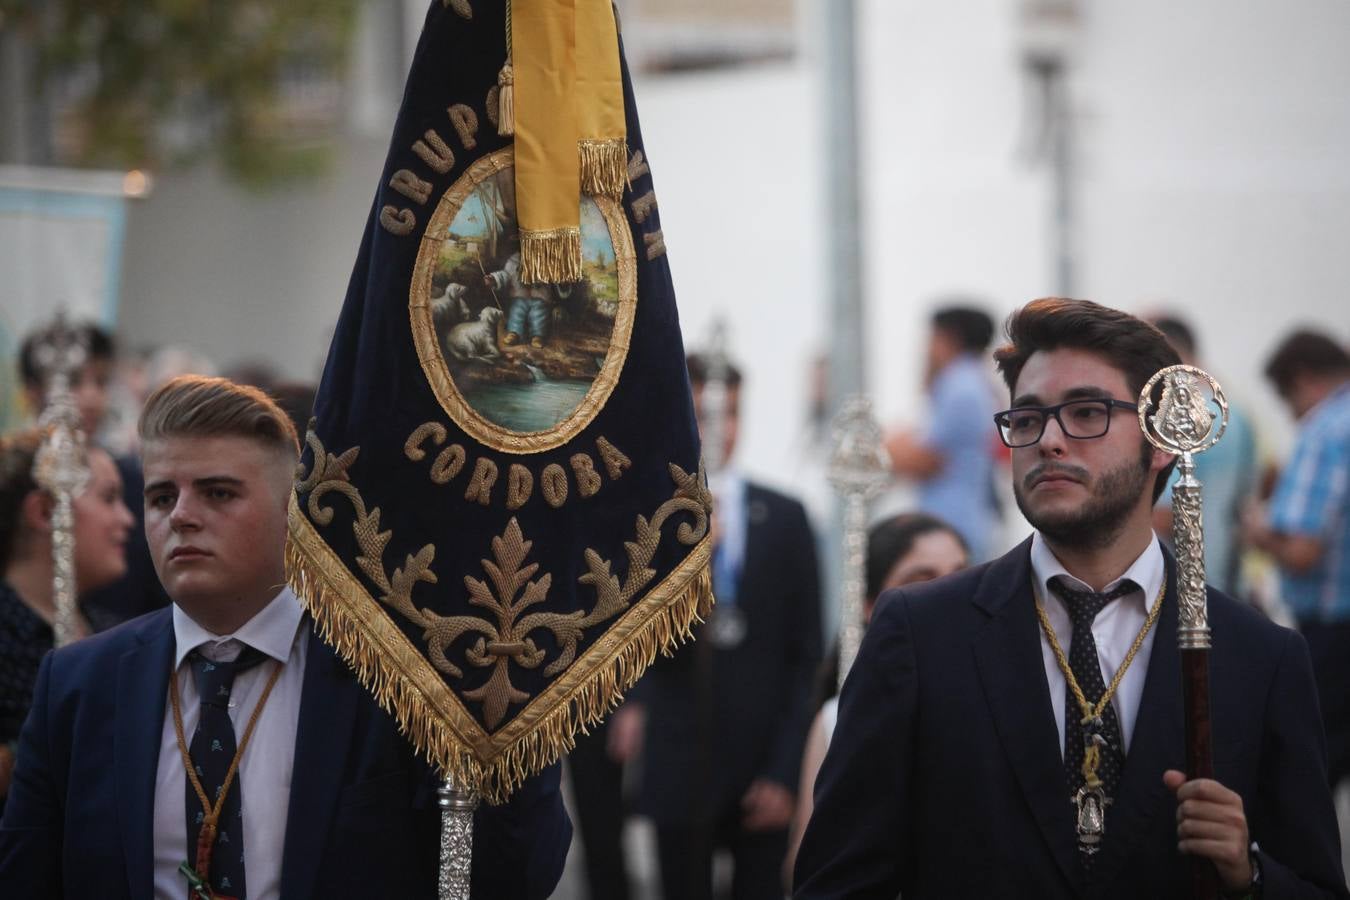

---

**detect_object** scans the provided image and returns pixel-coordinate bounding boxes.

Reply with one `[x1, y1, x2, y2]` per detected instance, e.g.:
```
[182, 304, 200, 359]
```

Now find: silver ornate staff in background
[827, 395, 890, 686]
[699, 317, 733, 477]
[1138, 364, 1229, 900]
[30, 314, 92, 648]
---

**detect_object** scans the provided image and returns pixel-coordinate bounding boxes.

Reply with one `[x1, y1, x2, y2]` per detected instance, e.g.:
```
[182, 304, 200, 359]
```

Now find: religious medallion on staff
[1139, 364, 1229, 898]
[285, 0, 712, 893]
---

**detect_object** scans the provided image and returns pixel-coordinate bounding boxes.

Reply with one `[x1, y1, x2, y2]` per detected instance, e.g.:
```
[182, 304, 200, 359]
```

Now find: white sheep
[431, 282, 471, 332]
[446, 306, 504, 364]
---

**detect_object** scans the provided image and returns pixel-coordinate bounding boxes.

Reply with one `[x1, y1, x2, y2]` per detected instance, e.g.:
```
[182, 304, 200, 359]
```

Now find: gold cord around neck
[169, 653, 284, 894]
[1034, 578, 1166, 789]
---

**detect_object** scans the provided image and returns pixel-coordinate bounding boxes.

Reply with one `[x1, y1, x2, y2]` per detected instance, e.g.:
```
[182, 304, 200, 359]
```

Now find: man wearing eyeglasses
[795, 298, 1347, 899]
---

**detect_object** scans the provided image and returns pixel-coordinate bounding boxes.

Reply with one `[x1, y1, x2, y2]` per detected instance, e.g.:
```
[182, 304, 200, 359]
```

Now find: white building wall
[116, 0, 1350, 488]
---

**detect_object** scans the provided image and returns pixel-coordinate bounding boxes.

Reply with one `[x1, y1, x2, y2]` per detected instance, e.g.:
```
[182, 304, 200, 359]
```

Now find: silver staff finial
[1138, 365, 1229, 650]
[828, 395, 889, 686]
[30, 312, 92, 648]
[699, 317, 733, 476]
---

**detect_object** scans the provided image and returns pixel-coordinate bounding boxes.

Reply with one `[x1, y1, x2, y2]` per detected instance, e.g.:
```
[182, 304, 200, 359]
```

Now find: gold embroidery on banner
[465, 457, 498, 505]
[485, 86, 500, 130]
[626, 149, 650, 182]
[540, 463, 568, 508]
[448, 104, 479, 151]
[631, 191, 656, 224]
[391, 169, 433, 205]
[288, 432, 714, 801]
[412, 130, 456, 175]
[410, 147, 638, 456]
[578, 460, 712, 612]
[644, 230, 666, 260]
[444, 0, 473, 20]
[506, 464, 533, 510]
[380, 206, 416, 236]
[570, 454, 602, 498]
[431, 444, 467, 484]
[406, 422, 447, 460]
[595, 437, 632, 479]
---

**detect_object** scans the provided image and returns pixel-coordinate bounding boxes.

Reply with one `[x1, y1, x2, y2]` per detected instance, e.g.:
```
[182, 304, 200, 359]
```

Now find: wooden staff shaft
[1172, 458, 1218, 899]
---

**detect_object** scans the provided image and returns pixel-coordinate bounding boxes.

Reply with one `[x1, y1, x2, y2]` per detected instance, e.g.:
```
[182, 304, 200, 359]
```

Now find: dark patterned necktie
[184, 644, 266, 899]
[1047, 577, 1137, 863]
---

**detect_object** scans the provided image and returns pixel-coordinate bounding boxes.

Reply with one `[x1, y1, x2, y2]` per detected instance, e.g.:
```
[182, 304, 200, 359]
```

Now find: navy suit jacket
[0, 607, 571, 898]
[794, 538, 1347, 899]
[637, 482, 822, 825]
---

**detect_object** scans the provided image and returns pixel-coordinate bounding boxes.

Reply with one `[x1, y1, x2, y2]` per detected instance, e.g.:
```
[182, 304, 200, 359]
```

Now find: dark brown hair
[1263, 329, 1349, 395]
[20, 322, 115, 389]
[139, 375, 300, 459]
[993, 298, 1181, 502]
[0, 429, 46, 571]
[866, 512, 967, 599]
[685, 353, 743, 389]
[932, 305, 995, 354]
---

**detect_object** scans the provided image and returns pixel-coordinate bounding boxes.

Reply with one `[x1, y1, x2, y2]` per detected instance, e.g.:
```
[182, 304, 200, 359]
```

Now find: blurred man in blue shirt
[886, 305, 1001, 561]
[1247, 328, 1350, 790]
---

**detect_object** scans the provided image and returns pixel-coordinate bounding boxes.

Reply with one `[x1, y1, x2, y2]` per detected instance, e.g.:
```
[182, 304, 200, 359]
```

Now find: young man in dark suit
[795, 299, 1347, 899]
[608, 355, 822, 900]
[0, 375, 570, 898]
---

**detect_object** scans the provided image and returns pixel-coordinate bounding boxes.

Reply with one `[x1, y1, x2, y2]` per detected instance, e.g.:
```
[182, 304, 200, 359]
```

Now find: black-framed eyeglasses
[993, 399, 1139, 448]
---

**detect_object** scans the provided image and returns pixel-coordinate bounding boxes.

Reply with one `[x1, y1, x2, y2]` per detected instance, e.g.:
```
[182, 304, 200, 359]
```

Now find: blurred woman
[0, 429, 134, 811]
[784, 513, 969, 883]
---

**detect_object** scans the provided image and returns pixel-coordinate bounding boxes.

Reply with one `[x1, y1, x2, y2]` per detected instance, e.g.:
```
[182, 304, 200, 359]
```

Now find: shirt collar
[1030, 531, 1166, 609]
[172, 586, 305, 669]
[709, 467, 748, 567]
[1305, 380, 1350, 423]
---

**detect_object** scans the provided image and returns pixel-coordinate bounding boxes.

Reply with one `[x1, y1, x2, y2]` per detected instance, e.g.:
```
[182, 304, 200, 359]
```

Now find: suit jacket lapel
[114, 610, 174, 899]
[1094, 555, 1184, 878]
[280, 625, 360, 897]
[971, 538, 1083, 893]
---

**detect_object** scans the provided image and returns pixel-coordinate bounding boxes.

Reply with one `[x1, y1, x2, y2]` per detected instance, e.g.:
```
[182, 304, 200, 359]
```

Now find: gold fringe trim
[519, 226, 582, 284]
[497, 63, 515, 137]
[286, 506, 712, 805]
[579, 138, 627, 200]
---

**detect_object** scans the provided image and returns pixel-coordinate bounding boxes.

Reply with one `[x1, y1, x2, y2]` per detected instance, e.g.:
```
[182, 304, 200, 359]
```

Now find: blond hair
[139, 375, 300, 460]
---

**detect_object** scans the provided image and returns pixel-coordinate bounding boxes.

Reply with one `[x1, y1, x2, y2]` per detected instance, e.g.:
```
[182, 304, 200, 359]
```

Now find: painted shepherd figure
[485, 251, 573, 349]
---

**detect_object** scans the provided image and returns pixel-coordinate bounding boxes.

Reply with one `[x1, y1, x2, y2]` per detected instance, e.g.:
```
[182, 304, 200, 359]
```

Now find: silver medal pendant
[1071, 784, 1111, 854]
[706, 606, 747, 649]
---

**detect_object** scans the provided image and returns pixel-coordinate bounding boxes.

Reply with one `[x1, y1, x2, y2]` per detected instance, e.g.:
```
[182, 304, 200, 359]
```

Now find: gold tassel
[579, 138, 627, 199]
[497, 62, 515, 137]
[519, 226, 582, 284]
[286, 525, 712, 805]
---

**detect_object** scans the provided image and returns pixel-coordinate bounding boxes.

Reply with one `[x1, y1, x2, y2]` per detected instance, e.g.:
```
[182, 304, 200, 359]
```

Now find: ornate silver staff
[30, 315, 91, 648]
[436, 777, 478, 900]
[1138, 364, 1229, 900]
[700, 317, 733, 477]
[827, 395, 889, 685]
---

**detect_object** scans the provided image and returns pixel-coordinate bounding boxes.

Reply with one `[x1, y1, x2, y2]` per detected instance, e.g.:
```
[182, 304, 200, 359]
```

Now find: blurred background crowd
[1, 0, 1347, 897]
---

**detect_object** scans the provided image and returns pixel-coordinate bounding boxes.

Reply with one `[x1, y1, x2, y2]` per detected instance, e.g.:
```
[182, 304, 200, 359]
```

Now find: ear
[19, 489, 54, 536]
[1150, 446, 1176, 475]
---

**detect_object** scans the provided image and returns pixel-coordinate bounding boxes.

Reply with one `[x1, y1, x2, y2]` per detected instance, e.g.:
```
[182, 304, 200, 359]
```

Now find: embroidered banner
[286, 0, 711, 803]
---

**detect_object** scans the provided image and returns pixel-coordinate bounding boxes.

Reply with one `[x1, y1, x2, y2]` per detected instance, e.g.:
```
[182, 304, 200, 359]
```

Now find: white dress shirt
[1030, 532, 1166, 758]
[709, 467, 748, 576]
[152, 587, 308, 900]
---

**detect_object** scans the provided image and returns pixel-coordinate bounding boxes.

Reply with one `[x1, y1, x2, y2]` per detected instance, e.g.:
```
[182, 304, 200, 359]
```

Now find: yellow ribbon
[575, 0, 626, 199]
[510, 0, 626, 284]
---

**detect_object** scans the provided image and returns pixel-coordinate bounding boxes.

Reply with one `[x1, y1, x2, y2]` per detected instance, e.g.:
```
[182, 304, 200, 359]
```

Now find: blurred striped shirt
[1268, 383, 1350, 622]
